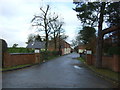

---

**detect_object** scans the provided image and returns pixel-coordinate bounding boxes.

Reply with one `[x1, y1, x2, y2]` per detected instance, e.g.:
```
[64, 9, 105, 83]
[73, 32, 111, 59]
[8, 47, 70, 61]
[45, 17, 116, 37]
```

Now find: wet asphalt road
[3, 52, 114, 88]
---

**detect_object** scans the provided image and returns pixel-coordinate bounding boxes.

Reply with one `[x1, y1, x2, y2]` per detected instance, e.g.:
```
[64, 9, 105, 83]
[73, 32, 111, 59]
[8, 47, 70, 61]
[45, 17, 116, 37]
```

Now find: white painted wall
[63, 48, 71, 55]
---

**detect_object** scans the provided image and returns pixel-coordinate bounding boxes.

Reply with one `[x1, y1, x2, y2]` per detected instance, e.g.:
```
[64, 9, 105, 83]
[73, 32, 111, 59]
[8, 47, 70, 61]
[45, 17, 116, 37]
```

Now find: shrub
[108, 47, 120, 55]
[7, 48, 34, 53]
[40, 51, 59, 62]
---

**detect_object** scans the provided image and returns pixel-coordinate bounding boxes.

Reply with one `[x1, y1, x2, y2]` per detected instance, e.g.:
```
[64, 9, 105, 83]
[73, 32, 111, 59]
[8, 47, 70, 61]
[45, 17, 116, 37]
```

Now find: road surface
[3, 52, 114, 88]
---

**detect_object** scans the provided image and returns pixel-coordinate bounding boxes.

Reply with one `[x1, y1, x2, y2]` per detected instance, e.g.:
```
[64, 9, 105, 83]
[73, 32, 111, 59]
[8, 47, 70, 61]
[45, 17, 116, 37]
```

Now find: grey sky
[0, 0, 80, 47]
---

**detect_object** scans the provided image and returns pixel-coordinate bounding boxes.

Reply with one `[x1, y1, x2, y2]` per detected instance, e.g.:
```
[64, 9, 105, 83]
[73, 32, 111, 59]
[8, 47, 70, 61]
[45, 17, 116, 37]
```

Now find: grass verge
[1, 64, 34, 72]
[77, 57, 120, 84]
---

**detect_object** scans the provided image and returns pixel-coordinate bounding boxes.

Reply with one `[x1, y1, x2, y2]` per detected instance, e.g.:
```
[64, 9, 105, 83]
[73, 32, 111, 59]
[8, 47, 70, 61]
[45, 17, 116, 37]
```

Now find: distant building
[48, 38, 72, 55]
[26, 40, 45, 50]
[60, 40, 71, 55]
[75, 44, 86, 53]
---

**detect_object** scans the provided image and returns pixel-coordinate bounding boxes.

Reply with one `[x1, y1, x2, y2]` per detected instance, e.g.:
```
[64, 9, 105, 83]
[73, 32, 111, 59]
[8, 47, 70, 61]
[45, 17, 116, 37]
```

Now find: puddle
[74, 65, 82, 69]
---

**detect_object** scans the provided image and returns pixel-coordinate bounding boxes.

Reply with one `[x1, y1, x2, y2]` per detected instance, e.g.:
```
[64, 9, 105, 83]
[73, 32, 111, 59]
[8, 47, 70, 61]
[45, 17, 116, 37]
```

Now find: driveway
[2, 52, 114, 88]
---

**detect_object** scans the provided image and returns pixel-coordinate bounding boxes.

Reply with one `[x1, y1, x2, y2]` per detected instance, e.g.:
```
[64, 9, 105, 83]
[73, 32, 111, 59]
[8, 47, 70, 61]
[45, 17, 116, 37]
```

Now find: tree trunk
[45, 35, 48, 51]
[96, 34, 103, 68]
[54, 32, 57, 51]
[96, 2, 106, 68]
[45, 29, 48, 51]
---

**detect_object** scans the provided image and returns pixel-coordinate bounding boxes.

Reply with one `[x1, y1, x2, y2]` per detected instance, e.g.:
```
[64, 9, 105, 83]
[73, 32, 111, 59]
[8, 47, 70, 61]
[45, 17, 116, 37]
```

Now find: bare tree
[49, 19, 64, 50]
[31, 5, 58, 51]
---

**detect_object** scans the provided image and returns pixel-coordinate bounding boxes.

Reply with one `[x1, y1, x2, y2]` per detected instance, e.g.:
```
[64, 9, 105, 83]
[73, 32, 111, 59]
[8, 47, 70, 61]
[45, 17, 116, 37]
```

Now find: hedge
[7, 47, 34, 53]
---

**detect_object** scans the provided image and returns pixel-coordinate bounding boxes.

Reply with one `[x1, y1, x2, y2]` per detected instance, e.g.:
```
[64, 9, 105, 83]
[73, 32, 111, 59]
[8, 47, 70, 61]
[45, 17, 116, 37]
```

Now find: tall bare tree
[31, 5, 58, 51]
[49, 19, 64, 50]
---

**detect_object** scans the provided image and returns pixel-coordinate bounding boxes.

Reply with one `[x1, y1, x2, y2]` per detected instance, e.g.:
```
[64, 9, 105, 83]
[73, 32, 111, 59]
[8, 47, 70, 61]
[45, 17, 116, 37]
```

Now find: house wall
[62, 48, 71, 55]
[4, 53, 40, 67]
[48, 39, 71, 55]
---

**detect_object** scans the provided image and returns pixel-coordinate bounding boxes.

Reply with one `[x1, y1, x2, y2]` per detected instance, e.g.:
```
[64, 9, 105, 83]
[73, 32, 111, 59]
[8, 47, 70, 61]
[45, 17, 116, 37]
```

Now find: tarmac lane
[2, 52, 114, 88]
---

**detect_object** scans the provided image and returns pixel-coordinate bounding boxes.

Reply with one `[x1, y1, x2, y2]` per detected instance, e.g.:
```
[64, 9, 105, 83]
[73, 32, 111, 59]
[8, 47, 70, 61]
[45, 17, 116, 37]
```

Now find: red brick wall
[102, 56, 113, 70]
[4, 53, 37, 67]
[87, 55, 120, 72]
[112, 55, 120, 72]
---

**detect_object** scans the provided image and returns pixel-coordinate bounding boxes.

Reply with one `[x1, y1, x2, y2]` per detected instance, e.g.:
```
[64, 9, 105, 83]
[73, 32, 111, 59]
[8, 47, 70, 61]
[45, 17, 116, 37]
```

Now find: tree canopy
[73, 2, 120, 28]
[73, 1, 120, 68]
[77, 26, 96, 44]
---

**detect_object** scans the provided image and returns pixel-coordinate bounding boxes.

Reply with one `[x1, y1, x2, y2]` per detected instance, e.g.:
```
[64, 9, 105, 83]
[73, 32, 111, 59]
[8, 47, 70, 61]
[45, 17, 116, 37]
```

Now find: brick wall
[86, 55, 120, 72]
[102, 56, 113, 70]
[4, 53, 40, 67]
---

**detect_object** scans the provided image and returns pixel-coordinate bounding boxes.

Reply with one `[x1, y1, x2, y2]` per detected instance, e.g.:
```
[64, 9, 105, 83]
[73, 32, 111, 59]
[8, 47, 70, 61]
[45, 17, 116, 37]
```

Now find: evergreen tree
[73, 2, 120, 68]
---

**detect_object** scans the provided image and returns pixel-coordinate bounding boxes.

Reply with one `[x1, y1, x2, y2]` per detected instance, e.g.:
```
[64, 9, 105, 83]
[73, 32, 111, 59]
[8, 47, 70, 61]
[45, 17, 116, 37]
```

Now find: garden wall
[86, 55, 120, 72]
[3, 53, 40, 67]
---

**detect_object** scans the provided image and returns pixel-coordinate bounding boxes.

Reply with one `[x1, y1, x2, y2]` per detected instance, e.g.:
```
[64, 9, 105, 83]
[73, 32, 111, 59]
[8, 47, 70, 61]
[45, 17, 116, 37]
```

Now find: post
[0, 39, 7, 68]
[86, 50, 92, 65]
[0, 40, 2, 69]
[113, 55, 120, 72]
[34, 49, 40, 63]
[0, 39, 7, 90]
[0, 39, 2, 90]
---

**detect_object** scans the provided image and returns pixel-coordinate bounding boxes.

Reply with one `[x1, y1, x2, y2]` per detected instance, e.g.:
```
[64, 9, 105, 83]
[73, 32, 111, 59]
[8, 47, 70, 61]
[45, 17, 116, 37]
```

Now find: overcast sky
[0, 0, 80, 47]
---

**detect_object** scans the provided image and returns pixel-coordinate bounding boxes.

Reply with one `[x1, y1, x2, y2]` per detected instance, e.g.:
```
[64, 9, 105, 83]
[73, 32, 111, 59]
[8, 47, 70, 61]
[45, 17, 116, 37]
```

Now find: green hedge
[7, 47, 34, 53]
[108, 47, 120, 55]
[7, 48, 59, 62]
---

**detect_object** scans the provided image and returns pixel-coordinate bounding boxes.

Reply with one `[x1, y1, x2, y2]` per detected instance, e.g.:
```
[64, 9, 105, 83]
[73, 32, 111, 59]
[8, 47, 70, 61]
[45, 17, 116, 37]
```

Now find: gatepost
[0, 39, 7, 68]
[34, 49, 40, 63]
[86, 50, 92, 65]
[0, 39, 2, 90]
[113, 55, 120, 72]
[0, 39, 7, 89]
[0, 40, 2, 69]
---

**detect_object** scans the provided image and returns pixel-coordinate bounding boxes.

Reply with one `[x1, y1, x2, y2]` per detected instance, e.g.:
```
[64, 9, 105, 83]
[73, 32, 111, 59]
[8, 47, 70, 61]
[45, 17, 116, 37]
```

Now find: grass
[77, 57, 120, 82]
[87, 65, 120, 81]
[1, 64, 33, 72]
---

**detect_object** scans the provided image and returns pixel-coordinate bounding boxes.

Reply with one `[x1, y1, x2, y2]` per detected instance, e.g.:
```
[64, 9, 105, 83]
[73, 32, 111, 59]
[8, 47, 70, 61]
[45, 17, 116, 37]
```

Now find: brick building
[48, 38, 72, 55]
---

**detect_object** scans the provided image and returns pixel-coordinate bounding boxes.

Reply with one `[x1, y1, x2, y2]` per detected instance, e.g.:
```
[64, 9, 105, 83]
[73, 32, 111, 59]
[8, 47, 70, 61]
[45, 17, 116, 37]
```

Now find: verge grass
[1, 64, 33, 71]
[77, 57, 120, 82]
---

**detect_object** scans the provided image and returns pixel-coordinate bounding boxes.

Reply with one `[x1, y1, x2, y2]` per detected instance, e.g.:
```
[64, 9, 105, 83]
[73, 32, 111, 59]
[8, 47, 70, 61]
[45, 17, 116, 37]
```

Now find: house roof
[48, 38, 71, 49]
[26, 41, 45, 49]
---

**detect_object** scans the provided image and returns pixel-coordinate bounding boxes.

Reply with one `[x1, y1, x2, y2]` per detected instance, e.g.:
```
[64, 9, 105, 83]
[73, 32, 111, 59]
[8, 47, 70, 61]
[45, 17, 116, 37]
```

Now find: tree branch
[47, 15, 58, 25]
[102, 25, 120, 36]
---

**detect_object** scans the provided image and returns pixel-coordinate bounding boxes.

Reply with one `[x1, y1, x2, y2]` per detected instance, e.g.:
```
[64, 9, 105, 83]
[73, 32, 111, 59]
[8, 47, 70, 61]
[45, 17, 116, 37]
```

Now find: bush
[108, 47, 120, 55]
